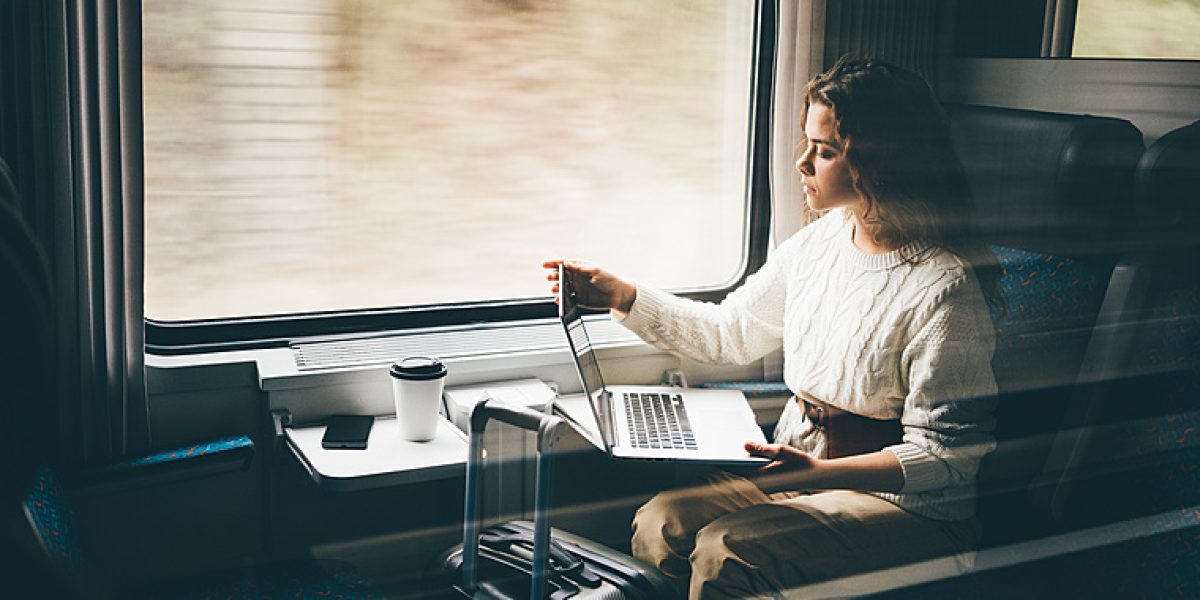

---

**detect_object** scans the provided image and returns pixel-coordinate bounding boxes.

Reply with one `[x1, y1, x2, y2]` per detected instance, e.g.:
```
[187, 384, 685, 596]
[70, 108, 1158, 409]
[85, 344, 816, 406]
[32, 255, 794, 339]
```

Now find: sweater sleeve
[883, 280, 999, 494]
[615, 234, 804, 365]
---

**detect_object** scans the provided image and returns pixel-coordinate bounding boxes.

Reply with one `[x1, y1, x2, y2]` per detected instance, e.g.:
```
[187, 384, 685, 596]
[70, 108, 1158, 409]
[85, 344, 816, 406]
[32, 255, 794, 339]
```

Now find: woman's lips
[804, 185, 816, 196]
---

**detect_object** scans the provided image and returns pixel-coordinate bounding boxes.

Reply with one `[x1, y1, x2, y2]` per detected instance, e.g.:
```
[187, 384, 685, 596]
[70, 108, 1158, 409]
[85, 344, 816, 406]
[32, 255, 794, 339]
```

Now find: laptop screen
[559, 269, 606, 398]
[558, 267, 614, 445]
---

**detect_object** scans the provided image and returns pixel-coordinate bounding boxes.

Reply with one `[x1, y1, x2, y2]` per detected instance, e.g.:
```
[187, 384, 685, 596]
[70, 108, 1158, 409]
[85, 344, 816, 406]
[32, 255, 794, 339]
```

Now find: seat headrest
[1131, 121, 1200, 255]
[946, 104, 1144, 258]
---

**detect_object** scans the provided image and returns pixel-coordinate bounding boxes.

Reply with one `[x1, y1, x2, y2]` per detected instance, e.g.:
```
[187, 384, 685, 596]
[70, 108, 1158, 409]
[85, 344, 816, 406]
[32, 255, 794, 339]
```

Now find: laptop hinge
[598, 389, 617, 451]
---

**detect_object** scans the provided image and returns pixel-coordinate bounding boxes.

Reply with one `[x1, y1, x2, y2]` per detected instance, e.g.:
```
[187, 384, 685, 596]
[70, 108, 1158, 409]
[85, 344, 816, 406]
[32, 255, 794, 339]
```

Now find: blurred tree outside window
[1074, 0, 1200, 59]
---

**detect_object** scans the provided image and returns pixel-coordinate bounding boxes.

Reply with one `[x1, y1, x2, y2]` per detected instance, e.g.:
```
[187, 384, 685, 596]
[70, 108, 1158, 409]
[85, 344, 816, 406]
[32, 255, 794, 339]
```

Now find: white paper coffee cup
[390, 356, 447, 442]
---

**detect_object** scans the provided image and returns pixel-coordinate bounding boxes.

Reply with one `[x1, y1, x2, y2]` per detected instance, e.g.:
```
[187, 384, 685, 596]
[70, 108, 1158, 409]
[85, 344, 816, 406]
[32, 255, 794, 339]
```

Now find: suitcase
[426, 397, 679, 599]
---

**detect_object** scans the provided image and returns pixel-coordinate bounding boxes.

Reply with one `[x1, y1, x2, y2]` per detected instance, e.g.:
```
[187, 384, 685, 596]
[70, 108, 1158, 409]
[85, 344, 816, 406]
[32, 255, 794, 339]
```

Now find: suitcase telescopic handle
[463, 396, 566, 599]
[469, 398, 562, 451]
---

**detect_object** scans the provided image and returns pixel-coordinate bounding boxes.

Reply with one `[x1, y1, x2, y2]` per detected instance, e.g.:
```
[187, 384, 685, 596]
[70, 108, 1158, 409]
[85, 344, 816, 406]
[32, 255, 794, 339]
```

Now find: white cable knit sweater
[618, 208, 998, 520]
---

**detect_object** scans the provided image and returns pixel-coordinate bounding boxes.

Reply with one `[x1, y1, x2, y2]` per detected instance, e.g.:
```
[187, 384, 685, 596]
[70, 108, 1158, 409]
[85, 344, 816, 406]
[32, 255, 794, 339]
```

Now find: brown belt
[798, 393, 903, 459]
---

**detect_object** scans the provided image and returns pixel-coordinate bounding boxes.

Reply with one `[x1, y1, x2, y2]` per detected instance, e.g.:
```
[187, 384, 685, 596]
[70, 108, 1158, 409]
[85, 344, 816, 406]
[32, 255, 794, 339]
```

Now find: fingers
[746, 442, 798, 474]
[541, 259, 606, 305]
[543, 259, 563, 284]
[542, 258, 592, 269]
[564, 259, 599, 275]
[541, 258, 594, 277]
[745, 441, 780, 458]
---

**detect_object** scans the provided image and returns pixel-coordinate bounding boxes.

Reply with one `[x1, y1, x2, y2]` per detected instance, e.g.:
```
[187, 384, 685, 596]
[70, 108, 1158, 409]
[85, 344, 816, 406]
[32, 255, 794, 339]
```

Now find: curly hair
[798, 56, 1003, 313]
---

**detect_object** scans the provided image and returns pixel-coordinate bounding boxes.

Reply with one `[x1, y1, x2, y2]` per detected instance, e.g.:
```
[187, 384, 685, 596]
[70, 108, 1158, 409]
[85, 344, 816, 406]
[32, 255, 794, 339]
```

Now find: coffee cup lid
[390, 356, 447, 380]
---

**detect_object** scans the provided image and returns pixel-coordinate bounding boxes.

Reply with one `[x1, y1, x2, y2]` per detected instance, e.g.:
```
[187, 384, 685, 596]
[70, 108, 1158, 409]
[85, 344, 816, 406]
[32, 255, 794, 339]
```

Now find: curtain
[764, 0, 825, 381]
[771, 0, 827, 250]
[63, 0, 151, 465]
[1, 0, 151, 467]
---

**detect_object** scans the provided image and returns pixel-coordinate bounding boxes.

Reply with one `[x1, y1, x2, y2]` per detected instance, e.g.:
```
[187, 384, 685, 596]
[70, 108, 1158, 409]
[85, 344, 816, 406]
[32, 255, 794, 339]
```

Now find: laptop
[558, 266, 770, 466]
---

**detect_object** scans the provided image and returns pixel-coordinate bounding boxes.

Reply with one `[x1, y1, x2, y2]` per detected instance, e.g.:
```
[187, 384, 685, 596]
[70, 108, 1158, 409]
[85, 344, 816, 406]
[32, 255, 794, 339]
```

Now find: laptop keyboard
[624, 393, 698, 450]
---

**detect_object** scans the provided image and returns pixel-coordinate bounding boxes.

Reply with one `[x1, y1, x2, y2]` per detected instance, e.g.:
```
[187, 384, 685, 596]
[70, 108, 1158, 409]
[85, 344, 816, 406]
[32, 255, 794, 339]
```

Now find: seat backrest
[944, 104, 1144, 545]
[1046, 121, 1200, 532]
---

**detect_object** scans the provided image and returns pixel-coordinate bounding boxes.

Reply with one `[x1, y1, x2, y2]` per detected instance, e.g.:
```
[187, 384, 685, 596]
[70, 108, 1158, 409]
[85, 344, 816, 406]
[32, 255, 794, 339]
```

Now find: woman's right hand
[542, 259, 638, 314]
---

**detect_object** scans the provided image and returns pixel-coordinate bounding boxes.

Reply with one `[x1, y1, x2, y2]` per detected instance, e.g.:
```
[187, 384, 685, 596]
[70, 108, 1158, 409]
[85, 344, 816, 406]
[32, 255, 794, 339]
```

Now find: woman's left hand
[745, 441, 822, 473]
[744, 441, 825, 492]
[744, 442, 906, 494]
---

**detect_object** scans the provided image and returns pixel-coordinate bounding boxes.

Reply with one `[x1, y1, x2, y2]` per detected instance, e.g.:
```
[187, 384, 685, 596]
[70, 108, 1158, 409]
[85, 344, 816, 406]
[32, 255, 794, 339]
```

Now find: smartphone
[321, 415, 374, 450]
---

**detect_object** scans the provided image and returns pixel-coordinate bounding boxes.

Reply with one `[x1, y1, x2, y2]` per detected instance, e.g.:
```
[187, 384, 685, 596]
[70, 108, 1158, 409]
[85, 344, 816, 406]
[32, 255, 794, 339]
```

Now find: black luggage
[426, 397, 679, 599]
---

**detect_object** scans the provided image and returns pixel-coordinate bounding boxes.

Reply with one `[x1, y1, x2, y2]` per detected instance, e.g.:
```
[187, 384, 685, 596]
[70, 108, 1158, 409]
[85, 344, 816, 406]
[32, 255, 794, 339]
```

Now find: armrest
[76, 435, 255, 497]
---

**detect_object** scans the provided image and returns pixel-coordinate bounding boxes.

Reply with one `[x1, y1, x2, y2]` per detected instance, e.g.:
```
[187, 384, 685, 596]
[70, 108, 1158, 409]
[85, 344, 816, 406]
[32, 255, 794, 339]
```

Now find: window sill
[147, 315, 729, 426]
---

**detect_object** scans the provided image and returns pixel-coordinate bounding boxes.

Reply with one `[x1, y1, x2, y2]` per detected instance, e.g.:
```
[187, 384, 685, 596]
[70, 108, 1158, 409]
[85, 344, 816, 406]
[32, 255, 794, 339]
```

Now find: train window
[142, 1, 760, 330]
[1073, 0, 1200, 59]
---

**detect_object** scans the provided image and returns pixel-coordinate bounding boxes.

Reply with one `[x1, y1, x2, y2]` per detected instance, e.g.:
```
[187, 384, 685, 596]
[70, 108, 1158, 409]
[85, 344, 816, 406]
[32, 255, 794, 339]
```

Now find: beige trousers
[631, 472, 979, 600]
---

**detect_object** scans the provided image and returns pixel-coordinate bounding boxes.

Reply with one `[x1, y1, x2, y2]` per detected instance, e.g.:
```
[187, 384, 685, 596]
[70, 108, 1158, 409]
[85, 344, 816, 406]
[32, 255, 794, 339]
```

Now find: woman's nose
[795, 150, 814, 176]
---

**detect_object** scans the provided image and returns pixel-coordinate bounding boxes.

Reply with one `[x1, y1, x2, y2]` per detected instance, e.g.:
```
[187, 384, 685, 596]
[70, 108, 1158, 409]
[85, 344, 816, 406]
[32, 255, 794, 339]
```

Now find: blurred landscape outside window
[143, 0, 756, 321]
[1074, 0, 1200, 59]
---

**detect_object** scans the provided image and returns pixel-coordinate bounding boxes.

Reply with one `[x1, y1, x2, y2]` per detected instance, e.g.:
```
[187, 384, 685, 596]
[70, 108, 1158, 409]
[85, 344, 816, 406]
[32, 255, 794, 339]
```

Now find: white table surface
[286, 416, 468, 491]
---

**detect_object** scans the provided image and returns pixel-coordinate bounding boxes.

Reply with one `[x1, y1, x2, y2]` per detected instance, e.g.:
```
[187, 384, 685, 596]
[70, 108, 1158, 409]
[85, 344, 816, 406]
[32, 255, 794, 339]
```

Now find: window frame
[144, 0, 778, 356]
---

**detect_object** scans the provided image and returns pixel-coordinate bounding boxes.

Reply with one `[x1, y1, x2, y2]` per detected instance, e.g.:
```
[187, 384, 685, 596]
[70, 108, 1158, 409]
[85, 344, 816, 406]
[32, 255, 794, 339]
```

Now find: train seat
[944, 104, 1144, 547]
[888, 117, 1200, 599]
[1026, 120, 1200, 597]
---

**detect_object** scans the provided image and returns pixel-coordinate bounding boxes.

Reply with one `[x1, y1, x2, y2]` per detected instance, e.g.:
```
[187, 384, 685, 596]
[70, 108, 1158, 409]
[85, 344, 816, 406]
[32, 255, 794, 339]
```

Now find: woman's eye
[818, 151, 834, 159]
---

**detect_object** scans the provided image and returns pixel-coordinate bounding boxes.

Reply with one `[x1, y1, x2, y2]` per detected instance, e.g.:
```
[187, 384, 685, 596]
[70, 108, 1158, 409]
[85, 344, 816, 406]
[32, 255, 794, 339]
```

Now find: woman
[544, 57, 1000, 599]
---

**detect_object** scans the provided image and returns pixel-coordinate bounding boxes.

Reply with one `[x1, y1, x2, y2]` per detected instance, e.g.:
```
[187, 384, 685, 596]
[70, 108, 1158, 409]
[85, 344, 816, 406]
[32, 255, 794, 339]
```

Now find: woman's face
[795, 102, 863, 213]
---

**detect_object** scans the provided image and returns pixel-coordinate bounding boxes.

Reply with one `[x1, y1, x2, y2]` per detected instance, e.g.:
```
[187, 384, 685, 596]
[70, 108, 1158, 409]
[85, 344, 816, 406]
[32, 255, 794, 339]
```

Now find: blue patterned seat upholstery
[990, 246, 1113, 390]
[23, 468, 86, 581]
[108, 436, 254, 471]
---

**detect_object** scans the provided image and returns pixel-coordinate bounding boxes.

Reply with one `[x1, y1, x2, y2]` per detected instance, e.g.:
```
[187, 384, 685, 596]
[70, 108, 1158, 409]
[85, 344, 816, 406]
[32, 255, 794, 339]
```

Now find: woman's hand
[744, 441, 825, 492]
[744, 442, 906, 494]
[542, 259, 637, 314]
[745, 441, 822, 473]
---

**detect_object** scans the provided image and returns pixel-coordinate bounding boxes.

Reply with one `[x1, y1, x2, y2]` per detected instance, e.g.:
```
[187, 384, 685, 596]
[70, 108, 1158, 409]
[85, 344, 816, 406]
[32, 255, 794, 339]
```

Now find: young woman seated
[544, 57, 1002, 599]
